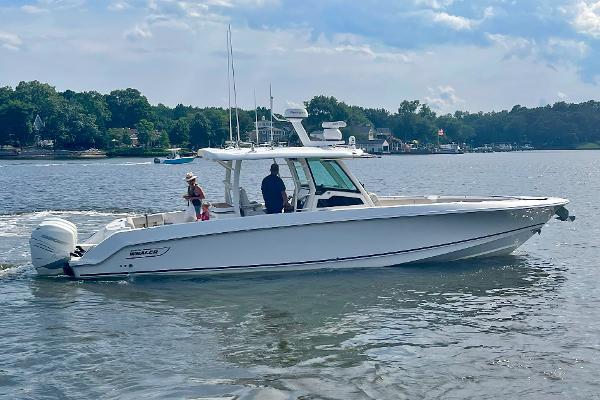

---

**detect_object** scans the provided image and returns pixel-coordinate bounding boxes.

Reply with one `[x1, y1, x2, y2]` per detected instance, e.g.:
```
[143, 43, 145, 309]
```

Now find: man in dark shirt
[261, 163, 289, 214]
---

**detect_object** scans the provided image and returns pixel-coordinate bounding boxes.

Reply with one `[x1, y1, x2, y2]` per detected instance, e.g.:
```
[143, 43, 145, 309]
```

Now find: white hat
[184, 172, 197, 182]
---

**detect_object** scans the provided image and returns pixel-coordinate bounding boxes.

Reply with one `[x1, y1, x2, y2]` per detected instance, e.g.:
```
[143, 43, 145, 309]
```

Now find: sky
[1, 0, 600, 114]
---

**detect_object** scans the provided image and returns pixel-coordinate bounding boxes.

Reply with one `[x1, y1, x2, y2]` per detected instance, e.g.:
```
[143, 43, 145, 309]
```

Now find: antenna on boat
[228, 25, 241, 145]
[269, 84, 274, 146]
[254, 88, 259, 144]
[226, 26, 233, 143]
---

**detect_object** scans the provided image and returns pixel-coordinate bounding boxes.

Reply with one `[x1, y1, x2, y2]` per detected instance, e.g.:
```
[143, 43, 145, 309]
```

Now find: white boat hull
[66, 198, 565, 279]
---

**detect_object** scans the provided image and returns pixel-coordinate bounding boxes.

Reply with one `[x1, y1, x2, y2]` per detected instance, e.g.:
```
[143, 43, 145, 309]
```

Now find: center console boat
[30, 108, 574, 278]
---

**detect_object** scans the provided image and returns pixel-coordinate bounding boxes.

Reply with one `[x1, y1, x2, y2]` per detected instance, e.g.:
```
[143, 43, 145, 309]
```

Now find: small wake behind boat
[30, 108, 575, 279]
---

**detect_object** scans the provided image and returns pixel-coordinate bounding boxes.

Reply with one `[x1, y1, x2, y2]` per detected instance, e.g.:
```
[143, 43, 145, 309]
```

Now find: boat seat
[163, 211, 185, 224]
[239, 187, 263, 216]
[211, 202, 235, 213]
[129, 213, 165, 228]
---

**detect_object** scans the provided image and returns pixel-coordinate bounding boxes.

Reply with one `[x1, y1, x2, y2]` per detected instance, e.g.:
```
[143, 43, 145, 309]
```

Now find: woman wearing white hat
[183, 172, 205, 220]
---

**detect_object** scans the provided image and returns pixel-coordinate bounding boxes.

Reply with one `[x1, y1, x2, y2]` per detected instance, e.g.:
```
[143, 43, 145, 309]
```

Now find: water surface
[1, 151, 598, 399]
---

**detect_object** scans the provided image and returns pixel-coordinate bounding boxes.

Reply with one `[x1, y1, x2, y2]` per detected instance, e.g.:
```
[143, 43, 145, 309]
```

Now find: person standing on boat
[261, 163, 291, 214]
[184, 172, 205, 220]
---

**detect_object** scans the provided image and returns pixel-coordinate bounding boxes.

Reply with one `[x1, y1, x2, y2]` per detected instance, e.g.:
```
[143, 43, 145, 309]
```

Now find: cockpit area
[206, 149, 376, 219]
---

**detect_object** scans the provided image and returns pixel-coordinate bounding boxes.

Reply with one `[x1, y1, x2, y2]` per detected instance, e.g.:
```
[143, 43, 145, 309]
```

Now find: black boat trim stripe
[77, 222, 545, 277]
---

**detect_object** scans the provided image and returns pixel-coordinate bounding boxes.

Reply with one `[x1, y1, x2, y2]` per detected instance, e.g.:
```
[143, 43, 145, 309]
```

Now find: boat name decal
[127, 247, 170, 259]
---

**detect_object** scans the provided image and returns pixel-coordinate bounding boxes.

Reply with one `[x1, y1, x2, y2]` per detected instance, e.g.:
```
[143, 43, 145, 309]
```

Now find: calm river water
[0, 151, 599, 399]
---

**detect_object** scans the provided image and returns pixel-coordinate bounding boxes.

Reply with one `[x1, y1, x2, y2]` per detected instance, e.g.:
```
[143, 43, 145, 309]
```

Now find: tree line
[1, 81, 599, 150]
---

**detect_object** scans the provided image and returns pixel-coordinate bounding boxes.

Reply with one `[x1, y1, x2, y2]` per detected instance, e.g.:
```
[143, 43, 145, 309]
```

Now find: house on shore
[354, 125, 408, 154]
[129, 130, 139, 147]
[374, 128, 403, 152]
[356, 137, 390, 154]
[247, 116, 289, 144]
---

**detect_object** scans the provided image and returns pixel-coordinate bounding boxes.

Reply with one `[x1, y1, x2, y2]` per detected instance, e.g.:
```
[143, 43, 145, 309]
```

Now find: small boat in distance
[154, 148, 195, 164]
[438, 143, 464, 154]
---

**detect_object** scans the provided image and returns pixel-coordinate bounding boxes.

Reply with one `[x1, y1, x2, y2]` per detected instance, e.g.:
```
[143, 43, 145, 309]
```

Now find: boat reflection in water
[16, 252, 570, 398]
[29, 254, 564, 348]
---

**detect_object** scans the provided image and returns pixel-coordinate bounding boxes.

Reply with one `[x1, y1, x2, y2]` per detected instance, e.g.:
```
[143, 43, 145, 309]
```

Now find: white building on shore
[248, 116, 288, 144]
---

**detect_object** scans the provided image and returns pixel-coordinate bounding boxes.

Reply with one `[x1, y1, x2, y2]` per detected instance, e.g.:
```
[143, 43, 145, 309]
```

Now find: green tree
[135, 119, 154, 147]
[152, 103, 175, 133]
[106, 128, 125, 147]
[0, 100, 34, 145]
[64, 90, 111, 131]
[364, 108, 391, 128]
[65, 112, 101, 149]
[159, 131, 170, 148]
[121, 131, 132, 146]
[418, 103, 436, 120]
[169, 118, 190, 146]
[393, 100, 421, 141]
[0, 86, 13, 105]
[106, 88, 152, 128]
[304, 96, 350, 132]
[189, 112, 212, 148]
[5, 79, 600, 151]
[13, 81, 67, 145]
[203, 108, 229, 146]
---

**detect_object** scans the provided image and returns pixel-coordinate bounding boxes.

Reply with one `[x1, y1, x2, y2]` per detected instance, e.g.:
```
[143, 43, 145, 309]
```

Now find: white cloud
[431, 12, 474, 30]
[297, 44, 413, 62]
[483, 6, 495, 19]
[178, 2, 210, 18]
[572, 1, 600, 37]
[546, 37, 589, 59]
[146, 0, 276, 19]
[557, 91, 567, 99]
[0, 31, 22, 51]
[486, 33, 589, 64]
[124, 24, 153, 40]
[424, 86, 464, 111]
[108, 1, 131, 11]
[21, 5, 48, 14]
[285, 32, 414, 63]
[486, 33, 534, 55]
[414, 0, 455, 10]
[36, 0, 86, 11]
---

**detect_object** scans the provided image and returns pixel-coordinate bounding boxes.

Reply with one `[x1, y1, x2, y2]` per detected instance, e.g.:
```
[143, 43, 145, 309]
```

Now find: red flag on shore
[437, 129, 444, 136]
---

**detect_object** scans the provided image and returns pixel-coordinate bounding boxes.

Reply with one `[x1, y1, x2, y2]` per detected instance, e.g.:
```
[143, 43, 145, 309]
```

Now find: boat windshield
[292, 160, 309, 187]
[307, 159, 358, 193]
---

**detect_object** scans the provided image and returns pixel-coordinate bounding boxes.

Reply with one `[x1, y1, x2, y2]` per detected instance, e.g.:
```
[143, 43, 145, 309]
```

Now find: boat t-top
[30, 108, 574, 278]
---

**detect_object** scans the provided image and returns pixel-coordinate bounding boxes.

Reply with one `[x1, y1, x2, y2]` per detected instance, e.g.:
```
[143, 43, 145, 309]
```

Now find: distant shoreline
[0, 147, 176, 160]
[1, 148, 596, 160]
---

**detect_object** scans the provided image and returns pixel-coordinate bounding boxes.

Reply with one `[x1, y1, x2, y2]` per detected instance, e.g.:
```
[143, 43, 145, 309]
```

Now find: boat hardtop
[201, 145, 365, 161]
